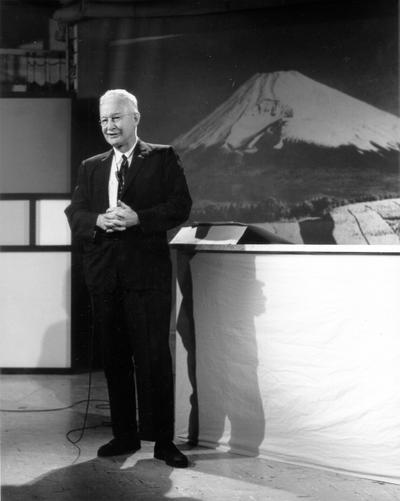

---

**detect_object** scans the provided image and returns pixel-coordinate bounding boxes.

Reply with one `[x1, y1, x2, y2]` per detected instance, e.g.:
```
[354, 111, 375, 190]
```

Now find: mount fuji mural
[173, 71, 400, 241]
[174, 71, 400, 154]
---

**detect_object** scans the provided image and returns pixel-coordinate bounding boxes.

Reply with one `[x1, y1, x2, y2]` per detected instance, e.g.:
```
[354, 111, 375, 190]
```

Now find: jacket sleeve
[136, 147, 192, 233]
[65, 160, 99, 243]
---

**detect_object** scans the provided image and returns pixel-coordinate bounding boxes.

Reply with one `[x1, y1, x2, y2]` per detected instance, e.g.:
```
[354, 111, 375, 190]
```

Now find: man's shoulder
[83, 150, 112, 165]
[138, 140, 174, 154]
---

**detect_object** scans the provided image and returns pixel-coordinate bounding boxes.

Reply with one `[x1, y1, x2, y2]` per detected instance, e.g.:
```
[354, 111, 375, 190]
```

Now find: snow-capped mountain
[173, 71, 400, 154]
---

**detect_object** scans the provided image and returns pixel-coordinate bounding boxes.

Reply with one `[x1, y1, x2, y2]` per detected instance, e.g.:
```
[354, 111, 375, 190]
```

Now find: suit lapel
[98, 150, 113, 208]
[121, 139, 150, 197]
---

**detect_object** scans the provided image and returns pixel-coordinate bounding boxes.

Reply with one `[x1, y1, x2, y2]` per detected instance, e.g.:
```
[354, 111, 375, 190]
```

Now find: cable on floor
[65, 297, 106, 463]
[0, 400, 109, 413]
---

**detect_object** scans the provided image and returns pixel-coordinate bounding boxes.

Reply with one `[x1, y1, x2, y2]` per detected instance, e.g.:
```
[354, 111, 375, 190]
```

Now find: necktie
[117, 154, 129, 200]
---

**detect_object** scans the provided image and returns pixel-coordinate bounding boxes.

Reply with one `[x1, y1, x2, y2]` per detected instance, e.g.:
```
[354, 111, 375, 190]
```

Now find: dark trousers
[91, 288, 174, 442]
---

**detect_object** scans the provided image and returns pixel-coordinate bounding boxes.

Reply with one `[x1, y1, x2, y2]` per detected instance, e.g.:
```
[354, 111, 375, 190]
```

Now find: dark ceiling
[0, 0, 397, 49]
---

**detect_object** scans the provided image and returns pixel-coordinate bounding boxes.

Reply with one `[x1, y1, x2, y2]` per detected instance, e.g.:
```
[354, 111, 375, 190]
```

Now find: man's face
[99, 95, 140, 152]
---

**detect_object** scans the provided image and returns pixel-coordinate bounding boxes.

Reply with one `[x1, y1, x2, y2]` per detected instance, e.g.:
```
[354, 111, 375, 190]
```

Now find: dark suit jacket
[65, 139, 192, 293]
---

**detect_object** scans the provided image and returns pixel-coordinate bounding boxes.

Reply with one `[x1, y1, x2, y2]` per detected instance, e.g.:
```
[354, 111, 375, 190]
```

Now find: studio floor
[1, 373, 399, 501]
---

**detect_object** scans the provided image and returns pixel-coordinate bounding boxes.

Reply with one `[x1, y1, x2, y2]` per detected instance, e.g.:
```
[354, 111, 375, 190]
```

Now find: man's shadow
[175, 250, 266, 456]
[1, 456, 202, 501]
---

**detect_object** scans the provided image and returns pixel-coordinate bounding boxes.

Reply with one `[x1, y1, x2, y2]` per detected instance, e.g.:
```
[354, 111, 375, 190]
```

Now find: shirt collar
[113, 140, 137, 165]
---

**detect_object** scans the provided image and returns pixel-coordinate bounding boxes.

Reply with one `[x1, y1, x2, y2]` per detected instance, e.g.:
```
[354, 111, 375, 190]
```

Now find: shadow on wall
[176, 251, 266, 455]
[175, 251, 200, 444]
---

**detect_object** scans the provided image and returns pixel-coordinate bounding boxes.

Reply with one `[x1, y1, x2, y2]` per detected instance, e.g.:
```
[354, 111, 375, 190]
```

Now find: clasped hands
[97, 200, 139, 232]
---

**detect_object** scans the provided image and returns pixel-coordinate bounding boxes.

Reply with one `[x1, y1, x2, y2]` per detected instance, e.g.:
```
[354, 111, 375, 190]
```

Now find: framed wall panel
[36, 199, 71, 246]
[0, 200, 29, 245]
[0, 195, 72, 370]
[0, 252, 71, 368]
[0, 98, 71, 194]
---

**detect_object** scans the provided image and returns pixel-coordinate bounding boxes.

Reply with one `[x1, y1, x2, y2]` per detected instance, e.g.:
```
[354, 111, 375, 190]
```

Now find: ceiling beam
[52, 0, 327, 23]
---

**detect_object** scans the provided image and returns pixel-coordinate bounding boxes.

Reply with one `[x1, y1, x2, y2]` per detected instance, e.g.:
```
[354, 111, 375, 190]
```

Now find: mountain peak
[173, 71, 400, 154]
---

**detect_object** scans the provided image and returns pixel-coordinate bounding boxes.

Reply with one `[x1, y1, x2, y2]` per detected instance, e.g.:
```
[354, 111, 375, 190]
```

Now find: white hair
[100, 89, 139, 112]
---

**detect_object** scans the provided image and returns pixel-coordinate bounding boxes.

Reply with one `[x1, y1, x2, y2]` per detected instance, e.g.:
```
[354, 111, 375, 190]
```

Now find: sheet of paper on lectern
[170, 224, 247, 245]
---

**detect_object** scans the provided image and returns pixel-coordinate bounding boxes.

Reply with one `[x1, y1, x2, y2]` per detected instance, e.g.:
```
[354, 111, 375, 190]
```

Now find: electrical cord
[65, 302, 99, 462]
[0, 399, 108, 413]
[0, 393, 110, 463]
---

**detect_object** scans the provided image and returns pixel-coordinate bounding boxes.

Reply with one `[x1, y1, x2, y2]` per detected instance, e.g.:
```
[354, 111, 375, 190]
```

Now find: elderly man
[65, 89, 192, 467]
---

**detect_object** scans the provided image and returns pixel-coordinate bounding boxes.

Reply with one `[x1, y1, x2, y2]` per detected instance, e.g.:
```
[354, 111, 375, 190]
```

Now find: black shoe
[154, 441, 189, 468]
[97, 437, 141, 457]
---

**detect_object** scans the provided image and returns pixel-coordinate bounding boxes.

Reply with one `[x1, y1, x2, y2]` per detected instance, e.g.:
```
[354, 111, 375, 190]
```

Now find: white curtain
[175, 251, 400, 483]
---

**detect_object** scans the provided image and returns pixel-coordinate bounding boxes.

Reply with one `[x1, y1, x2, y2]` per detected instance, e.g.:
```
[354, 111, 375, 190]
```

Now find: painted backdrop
[77, 1, 400, 244]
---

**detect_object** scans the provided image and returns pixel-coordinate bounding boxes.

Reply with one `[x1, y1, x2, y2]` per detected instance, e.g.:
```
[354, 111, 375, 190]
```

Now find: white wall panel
[0, 200, 30, 245]
[0, 252, 71, 368]
[36, 200, 71, 245]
